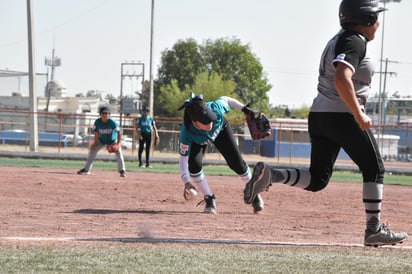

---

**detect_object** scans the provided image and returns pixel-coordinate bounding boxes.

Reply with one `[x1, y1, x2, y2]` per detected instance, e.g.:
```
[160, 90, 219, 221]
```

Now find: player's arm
[179, 155, 198, 200]
[136, 118, 142, 140]
[220, 96, 261, 117]
[116, 127, 122, 145]
[152, 120, 159, 139]
[219, 96, 245, 110]
[334, 62, 372, 130]
[179, 155, 191, 184]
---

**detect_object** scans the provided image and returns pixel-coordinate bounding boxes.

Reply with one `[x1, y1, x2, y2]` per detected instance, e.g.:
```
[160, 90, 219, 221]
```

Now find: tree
[201, 38, 271, 112]
[157, 72, 237, 119]
[155, 38, 272, 116]
[157, 38, 205, 91]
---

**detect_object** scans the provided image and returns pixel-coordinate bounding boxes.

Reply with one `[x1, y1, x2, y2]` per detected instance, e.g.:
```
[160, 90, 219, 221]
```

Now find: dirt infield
[0, 166, 411, 247]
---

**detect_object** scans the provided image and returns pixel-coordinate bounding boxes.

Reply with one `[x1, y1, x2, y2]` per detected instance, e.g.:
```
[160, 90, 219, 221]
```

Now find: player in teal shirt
[137, 109, 159, 168]
[77, 106, 126, 177]
[178, 94, 264, 214]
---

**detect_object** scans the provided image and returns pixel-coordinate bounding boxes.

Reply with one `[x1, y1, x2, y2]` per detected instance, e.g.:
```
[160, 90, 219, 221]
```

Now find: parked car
[0, 129, 74, 147]
[122, 136, 137, 150]
[62, 134, 83, 146]
[79, 134, 95, 147]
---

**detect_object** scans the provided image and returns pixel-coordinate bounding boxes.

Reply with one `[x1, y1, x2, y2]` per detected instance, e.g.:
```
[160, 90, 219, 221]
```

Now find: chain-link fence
[1, 109, 411, 162]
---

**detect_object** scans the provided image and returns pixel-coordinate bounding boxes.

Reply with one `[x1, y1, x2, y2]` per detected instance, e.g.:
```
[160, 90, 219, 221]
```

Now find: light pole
[44, 47, 61, 111]
[44, 47, 61, 82]
[26, 0, 38, 152]
[377, 0, 401, 127]
[148, 0, 155, 117]
[119, 61, 145, 127]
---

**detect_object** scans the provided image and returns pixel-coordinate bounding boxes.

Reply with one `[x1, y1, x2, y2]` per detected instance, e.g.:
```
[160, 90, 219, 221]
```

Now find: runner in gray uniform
[243, 0, 408, 247]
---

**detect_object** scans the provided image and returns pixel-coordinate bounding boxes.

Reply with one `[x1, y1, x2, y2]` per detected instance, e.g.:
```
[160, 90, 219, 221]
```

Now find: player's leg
[213, 122, 264, 213]
[138, 135, 145, 167]
[115, 147, 126, 177]
[189, 143, 216, 213]
[78, 141, 104, 174]
[244, 112, 336, 204]
[214, 122, 249, 176]
[145, 133, 152, 167]
[341, 120, 408, 246]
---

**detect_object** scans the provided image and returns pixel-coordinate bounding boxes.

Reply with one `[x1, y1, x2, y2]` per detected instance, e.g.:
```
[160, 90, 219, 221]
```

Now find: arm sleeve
[179, 155, 191, 184]
[220, 96, 245, 110]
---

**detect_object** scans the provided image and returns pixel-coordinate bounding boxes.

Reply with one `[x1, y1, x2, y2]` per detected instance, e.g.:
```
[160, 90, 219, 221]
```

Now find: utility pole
[377, 0, 402, 127]
[376, 58, 398, 126]
[45, 46, 61, 82]
[148, 0, 155, 117]
[26, 0, 38, 152]
[119, 61, 145, 127]
[44, 45, 61, 111]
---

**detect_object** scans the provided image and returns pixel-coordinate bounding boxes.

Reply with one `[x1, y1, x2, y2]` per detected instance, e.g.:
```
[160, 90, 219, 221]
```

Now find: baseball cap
[190, 104, 217, 124]
[99, 106, 110, 114]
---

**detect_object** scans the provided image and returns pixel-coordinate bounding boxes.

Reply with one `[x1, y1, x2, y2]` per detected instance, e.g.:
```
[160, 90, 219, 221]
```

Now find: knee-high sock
[191, 170, 213, 196]
[271, 168, 311, 189]
[239, 166, 251, 184]
[363, 182, 382, 231]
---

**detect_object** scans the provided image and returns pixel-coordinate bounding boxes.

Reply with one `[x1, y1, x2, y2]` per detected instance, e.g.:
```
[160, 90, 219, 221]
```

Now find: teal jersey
[93, 117, 120, 145]
[178, 97, 230, 156]
[138, 115, 155, 134]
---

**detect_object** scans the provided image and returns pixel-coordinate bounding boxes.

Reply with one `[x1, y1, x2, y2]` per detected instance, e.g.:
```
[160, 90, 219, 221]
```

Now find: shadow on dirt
[70, 208, 197, 215]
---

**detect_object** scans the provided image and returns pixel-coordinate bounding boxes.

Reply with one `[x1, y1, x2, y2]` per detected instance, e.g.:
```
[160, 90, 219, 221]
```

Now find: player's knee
[305, 177, 329, 192]
[228, 161, 248, 176]
[306, 167, 332, 192]
[305, 183, 327, 192]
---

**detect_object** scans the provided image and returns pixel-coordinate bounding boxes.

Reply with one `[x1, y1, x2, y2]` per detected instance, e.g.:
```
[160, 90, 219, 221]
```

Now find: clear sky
[1, 0, 411, 108]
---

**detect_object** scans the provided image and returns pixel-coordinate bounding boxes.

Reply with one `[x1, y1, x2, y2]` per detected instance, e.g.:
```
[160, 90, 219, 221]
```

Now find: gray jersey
[310, 29, 374, 113]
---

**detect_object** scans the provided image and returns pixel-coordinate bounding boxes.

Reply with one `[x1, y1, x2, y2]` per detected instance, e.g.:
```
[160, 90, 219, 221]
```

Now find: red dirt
[0, 166, 411, 247]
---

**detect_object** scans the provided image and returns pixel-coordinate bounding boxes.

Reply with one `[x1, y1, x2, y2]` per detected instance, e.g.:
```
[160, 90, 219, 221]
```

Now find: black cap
[190, 105, 217, 124]
[99, 106, 110, 114]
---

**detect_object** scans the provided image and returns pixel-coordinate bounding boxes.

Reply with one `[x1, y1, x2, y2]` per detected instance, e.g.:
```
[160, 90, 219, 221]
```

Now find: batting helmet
[339, 0, 387, 27]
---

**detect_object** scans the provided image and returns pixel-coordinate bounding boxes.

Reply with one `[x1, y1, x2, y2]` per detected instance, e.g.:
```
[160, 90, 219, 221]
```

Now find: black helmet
[339, 0, 387, 27]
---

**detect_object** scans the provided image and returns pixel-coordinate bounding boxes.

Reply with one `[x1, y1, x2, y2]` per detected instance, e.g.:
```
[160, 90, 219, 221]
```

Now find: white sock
[191, 170, 213, 196]
[273, 168, 311, 189]
[363, 182, 383, 231]
[239, 166, 251, 184]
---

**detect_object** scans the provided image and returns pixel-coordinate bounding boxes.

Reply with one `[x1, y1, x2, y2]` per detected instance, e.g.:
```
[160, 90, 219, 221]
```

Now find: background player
[137, 108, 159, 168]
[244, 0, 408, 247]
[77, 106, 127, 177]
[178, 93, 264, 214]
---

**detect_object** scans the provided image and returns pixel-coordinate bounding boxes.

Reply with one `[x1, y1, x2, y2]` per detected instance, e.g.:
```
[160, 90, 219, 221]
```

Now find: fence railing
[0, 109, 411, 162]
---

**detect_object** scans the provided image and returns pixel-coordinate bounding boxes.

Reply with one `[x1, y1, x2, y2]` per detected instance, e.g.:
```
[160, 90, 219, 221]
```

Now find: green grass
[0, 157, 410, 186]
[0, 243, 411, 273]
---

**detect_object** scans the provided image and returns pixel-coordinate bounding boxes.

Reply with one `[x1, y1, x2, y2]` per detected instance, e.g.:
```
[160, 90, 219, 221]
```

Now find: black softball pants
[138, 132, 152, 166]
[307, 112, 385, 192]
[188, 121, 248, 176]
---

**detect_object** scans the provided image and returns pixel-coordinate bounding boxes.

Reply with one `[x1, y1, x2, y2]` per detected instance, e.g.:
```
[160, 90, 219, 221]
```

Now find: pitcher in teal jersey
[178, 93, 264, 214]
[77, 106, 126, 177]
